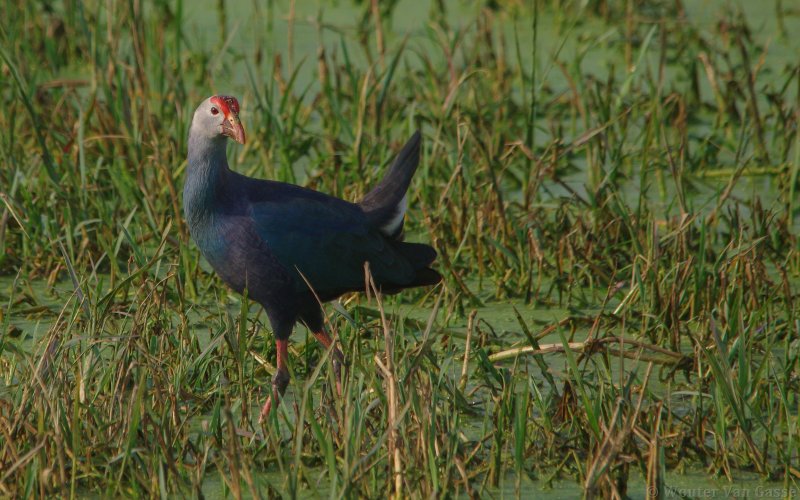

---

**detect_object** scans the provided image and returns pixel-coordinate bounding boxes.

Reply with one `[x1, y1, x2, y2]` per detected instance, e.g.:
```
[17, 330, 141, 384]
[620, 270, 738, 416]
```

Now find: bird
[184, 95, 441, 422]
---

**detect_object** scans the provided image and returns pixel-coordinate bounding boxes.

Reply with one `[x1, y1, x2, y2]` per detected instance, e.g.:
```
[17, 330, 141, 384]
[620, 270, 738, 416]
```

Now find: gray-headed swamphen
[184, 95, 441, 421]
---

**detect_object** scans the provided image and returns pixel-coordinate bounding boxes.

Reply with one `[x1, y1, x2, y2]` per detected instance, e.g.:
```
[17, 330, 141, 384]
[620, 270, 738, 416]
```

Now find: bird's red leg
[259, 339, 290, 423]
[313, 329, 344, 396]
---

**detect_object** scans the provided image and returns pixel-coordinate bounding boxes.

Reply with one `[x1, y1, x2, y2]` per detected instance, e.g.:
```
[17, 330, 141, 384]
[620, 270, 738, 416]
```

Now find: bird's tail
[359, 131, 422, 239]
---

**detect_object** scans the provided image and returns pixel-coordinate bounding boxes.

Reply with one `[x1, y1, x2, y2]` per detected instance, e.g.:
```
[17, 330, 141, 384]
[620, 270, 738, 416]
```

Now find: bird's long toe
[331, 348, 345, 397]
[259, 339, 290, 423]
[259, 396, 275, 422]
[313, 329, 345, 397]
[259, 368, 290, 423]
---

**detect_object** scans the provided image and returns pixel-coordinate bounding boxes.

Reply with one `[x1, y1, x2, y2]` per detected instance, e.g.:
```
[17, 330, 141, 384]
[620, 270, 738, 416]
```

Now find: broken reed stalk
[459, 309, 477, 391]
[488, 336, 687, 366]
[286, 0, 295, 73]
[371, 0, 385, 68]
[366, 263, 403, 499]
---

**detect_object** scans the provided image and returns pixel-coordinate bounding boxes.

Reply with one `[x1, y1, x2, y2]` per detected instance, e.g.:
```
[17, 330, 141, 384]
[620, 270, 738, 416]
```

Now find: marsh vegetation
[1, 0, 800, 497]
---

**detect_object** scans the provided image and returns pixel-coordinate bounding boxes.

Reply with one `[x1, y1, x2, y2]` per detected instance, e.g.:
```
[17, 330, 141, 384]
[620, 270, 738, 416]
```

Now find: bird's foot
[313, 330, 345, 397]
[332, 349, 344, 397]
[259, 368, 290, 424]
[258, 396, 275, 423]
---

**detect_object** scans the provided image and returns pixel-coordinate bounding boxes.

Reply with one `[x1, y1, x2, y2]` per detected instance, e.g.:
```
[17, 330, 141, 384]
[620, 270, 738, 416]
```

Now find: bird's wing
[249, 192, 416, 295]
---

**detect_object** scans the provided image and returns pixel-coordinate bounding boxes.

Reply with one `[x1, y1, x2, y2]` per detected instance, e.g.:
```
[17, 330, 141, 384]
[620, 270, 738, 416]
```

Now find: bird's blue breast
[188, 210, 294, 303]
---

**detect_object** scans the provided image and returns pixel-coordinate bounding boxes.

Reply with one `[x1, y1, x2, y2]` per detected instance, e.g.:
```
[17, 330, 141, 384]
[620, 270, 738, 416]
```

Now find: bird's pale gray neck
[184, 132, 230, 219]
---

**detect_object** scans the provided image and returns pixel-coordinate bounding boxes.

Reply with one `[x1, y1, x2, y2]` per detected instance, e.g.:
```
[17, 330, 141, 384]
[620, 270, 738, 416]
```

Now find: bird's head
[190, 95, 246, 145]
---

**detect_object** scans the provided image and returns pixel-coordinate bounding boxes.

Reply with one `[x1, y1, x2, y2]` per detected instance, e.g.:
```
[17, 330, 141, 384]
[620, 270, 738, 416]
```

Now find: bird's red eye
[210, 107, 219, 115]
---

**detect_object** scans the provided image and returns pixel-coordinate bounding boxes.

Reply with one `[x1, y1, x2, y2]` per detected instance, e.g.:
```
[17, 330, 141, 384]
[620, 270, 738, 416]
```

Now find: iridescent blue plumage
[184, 96, 440, 421]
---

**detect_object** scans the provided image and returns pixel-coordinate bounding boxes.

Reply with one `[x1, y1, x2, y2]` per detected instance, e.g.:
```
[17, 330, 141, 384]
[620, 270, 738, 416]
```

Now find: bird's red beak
[222, 112, 246, 144]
